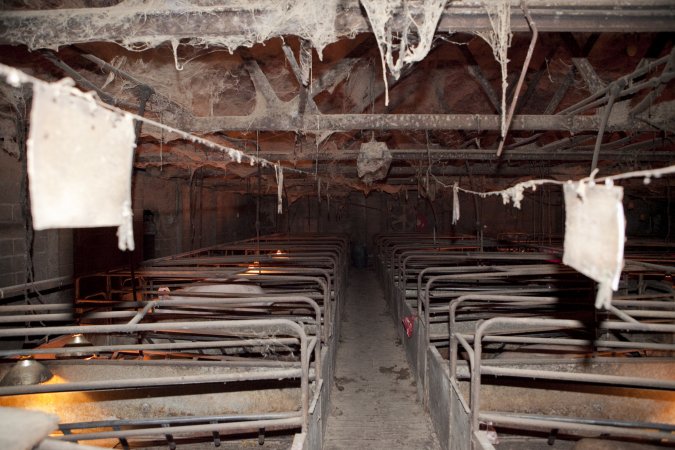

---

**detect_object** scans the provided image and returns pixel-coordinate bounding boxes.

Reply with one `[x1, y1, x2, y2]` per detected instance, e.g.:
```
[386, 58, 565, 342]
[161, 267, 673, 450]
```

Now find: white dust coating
[3, 0, 339, 60]
[359, 0, 449, 105]
[477, 0, 512, 137]
[27, 80, 136, 251]
[562, 181, 625, 309]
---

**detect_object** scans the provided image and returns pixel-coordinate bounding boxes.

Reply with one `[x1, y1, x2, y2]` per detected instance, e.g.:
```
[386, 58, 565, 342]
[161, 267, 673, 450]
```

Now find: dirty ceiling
[0, 1, 673, 201]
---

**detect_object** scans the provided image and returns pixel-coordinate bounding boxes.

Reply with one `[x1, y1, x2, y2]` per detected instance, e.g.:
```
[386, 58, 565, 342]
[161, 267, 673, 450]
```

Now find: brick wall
[0, 151, 73, 291]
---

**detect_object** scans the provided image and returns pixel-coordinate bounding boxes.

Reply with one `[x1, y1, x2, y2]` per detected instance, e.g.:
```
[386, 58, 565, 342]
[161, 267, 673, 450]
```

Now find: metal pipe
[492, 412, 675, 432]
[60, 412, 299, 430]
[630, 48, 675, 117]
[471, 318, 484, 432]
[0, 276, 71, 299]
[557, 53, 671, 116]
[0, 318, 305, 338]
[0, 367, 303, 396]
[0, 313, 74, 324]
[55, 417, 303, 442]
[0, 338, 300, 358]
[479, 412, 674, 442]
[496, 3, 538, 157]
[80, 294, 323, 340]
[456, 334, 675, 352]
[481, 366, 675, 391]
[0, 303, 72, 312]
[590, 80, 625, 173]
[127, 300, 156, 325]
[468, 316, 675, 438]
[449, 295, 560, 381]
[608, 305, 640, 324]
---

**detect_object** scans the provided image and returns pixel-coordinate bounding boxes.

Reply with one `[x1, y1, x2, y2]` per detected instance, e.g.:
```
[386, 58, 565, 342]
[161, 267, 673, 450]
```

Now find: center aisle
[323, 269, 440, 450]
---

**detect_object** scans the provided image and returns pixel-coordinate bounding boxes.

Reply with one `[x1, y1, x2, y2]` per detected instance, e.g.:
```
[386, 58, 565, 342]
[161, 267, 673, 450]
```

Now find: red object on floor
[402, 315, 416, 338]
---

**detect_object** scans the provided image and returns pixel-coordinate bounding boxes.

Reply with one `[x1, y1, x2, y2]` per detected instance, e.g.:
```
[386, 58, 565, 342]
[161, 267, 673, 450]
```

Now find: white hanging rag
[275, 163, 284, 214]
[27, 81, 136, 251]
[562, 180, 625, 309]
[452, 181, 461, 225]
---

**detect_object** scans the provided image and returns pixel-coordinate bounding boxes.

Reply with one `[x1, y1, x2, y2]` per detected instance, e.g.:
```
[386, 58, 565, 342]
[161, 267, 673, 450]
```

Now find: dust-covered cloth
[27, 81, 136, 251]
[0, 407, 59, 450]
[562, 181, 625, 309]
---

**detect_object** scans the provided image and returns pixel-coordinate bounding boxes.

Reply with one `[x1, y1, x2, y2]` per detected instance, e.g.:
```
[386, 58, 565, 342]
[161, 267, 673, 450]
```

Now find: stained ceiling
[0, 1, 673, 201]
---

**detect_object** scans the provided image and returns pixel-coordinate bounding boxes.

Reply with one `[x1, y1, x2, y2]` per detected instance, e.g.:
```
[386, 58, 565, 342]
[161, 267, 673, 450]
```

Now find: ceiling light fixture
[0, 359, 53, 386]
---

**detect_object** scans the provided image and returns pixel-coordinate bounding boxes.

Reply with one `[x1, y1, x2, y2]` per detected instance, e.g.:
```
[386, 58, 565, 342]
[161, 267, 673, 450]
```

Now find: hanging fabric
[27, 80, 136, 251]
[452, 181, 461, 225]
[275, 162, 284, 214]
[562, 180, 625, 309]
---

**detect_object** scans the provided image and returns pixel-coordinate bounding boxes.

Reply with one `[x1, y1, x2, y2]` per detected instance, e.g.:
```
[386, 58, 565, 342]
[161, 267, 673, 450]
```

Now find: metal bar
[630, 49, 675, 117]
[186, 112, 661, 133]
[0, 313, 74, 323]
[77, 52, 190, 119]
[572, 58, 606, 94]
[2, 2, 674, 51]
[0, 303, 72, 312]
[0, 276, 72, 299]
[460, 45, 501, 114]
[0, 367, 303, 396]
[497, 4, 538, 157]
[459, 335, 675, 352]
[127, 300, 156, 325]
[59, 412, 299, 430]
[54, 417, 303, 443]
[0, 338, 300, 358]
[469, 316, 675, 436]
[544, 68, 575, 114]
[607, 305, 640, 324]
[0, 318, 303, 338]
[480, 366, 675, 390]
[558, 52, 672, 116]
[479, 412, 674, 442]
[590, 80, 624, 173]
[490, 412, 675, 432]
[39, 51, 122, 107]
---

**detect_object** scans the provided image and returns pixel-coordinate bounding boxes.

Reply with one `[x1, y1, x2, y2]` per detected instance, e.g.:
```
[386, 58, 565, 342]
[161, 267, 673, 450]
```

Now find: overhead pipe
[0, 275, 71, 299]
[590, 80, 626, 173]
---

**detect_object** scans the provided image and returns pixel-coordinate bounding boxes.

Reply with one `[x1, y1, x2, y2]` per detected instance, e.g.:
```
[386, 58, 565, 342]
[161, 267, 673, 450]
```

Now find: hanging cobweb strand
[477, 0, 512, 138]
[360, 0, 449, 106]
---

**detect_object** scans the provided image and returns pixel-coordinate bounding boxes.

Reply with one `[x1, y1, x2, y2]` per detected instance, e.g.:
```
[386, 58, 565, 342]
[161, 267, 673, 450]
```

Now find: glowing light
[0, 359, 53, 386]
[246, 261, 262, 275]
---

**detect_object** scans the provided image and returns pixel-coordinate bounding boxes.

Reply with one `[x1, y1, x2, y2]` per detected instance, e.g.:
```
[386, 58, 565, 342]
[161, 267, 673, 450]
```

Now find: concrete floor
[323, 269, 440, 450]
